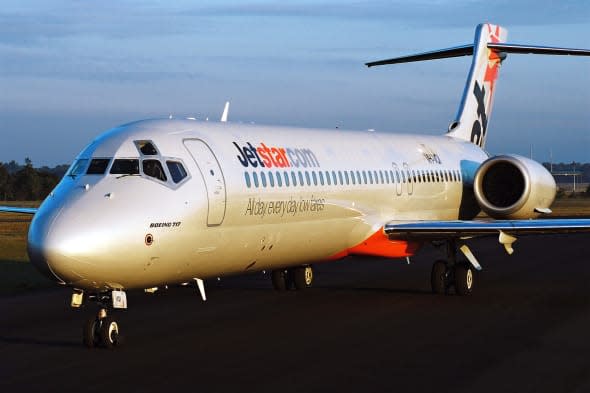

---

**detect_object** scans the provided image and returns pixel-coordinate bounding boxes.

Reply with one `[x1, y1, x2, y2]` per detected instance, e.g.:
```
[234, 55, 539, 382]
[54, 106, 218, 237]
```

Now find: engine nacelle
[473, 155, 556, 219]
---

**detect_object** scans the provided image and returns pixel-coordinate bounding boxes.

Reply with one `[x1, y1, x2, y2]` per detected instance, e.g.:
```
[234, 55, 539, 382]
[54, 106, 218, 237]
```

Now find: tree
[0, 163, 9, 200]
[11, 164, 41, 200]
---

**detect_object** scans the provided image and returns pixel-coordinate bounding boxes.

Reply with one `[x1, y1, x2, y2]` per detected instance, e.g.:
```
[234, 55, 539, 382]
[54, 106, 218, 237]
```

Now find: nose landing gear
[76, 290, 127, 349]
[83, 309, 123, 349]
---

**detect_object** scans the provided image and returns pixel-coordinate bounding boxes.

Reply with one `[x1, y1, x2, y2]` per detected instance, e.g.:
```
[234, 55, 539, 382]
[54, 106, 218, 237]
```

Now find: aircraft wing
[385, 219, 590, 238]
[385, 218, 590, 258]
[0, 206, 38, 215]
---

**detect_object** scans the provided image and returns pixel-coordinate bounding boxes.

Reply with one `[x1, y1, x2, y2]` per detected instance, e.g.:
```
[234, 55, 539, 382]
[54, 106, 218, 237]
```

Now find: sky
[1, 0, 589, 166]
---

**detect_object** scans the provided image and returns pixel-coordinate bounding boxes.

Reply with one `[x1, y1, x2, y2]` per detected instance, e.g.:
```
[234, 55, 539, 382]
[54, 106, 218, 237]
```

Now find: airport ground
[1, 200, 590, 392]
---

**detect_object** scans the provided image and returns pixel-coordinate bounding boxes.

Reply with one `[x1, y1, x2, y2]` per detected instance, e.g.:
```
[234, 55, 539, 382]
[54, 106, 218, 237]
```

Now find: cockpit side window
[110, 159, 140, 175]
[135, 140, 159, 156]
[68, 159, 89, 177]
[87, 158, 111, 175]
[143, 159, 167, 182]
[166, 161, 188, 183]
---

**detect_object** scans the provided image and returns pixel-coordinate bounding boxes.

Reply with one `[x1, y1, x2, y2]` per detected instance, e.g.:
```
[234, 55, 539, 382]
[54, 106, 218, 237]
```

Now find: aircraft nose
[27, 207, 71, 285]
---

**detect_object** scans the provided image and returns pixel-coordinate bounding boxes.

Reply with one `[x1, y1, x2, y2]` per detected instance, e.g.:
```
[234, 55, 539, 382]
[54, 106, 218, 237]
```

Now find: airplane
[2, 23, 590, 349]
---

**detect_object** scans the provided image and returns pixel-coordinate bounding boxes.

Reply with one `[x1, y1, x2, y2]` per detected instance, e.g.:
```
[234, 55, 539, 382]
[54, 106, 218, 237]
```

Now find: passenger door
[184, 139, 227, 226]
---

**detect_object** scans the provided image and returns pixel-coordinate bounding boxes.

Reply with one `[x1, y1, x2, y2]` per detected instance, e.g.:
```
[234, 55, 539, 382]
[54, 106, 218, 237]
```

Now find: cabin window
[166, 161, 187, 183]
[268, 172, 275, 187]
[368, 171, 373, 184]
[86, 158, 110, 175]
[291, 171, 297, 186]
[253, 172, 259, 188]
[350, 171, 356, 185]
[319, 171, 325, 186]
[283, 172, 290, 187]
[143, 160, 167, 181]
[298, 171, 305, 186]
[325, 171, 331, 185]
[110, 159, 140, 175]
[344, 171, 349, 185]
[244, 172, 251, 188]
[261, 172, 267, 187]
[275, 171, 282, 187]
[135, 140, 158, 155]
[312, 171, 318, 186]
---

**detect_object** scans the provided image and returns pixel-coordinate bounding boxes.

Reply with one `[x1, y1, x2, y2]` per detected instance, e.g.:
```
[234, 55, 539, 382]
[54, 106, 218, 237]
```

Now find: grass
[1, 198, 590, 295]
[549, 198, 590, 217]
[0, 202, 54, 294]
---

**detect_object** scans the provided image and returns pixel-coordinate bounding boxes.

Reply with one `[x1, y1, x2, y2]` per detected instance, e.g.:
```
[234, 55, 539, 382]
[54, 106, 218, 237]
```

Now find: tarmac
[1, 233, 589, 393]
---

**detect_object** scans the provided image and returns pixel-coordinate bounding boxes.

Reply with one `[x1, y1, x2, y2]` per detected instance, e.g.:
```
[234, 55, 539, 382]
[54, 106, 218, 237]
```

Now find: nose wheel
[83, 308, 123, 349]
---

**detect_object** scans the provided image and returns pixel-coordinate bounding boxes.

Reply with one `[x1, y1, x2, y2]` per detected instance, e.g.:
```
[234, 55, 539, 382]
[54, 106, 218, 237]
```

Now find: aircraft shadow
[0, 335, 80, 348]
[320, 286, 433, 295]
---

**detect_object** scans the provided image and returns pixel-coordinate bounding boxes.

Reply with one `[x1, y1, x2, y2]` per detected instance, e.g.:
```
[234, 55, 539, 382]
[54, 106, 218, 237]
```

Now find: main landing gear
[431, 240, 477, 296]
[72, 290, 127, 349]
[271, 265, 313, 291]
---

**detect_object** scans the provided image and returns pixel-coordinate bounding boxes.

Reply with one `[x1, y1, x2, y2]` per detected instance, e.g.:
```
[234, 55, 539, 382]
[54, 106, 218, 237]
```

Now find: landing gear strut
[271, 265, 313, 291]
[431, 240, 475, 296]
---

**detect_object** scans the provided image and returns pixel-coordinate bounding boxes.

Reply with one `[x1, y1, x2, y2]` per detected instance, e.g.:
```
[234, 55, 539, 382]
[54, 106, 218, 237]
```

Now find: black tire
[431, 260, 448, 294]
[454, 263, 475, 296]
[293, 266, 313, 290]
[99, 316, 120, 349]
[82, 315, 99, 348]
[271, 270, 288, 291]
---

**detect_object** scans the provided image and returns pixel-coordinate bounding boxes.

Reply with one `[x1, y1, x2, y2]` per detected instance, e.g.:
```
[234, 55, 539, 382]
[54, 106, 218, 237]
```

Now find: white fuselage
[28, 119, 488, 291]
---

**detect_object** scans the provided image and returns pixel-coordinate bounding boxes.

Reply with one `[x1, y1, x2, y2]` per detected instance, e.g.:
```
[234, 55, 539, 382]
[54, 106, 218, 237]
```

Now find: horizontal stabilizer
[365, 45, 473, 67]
[488, 43, 590, 56]
[366, 42, 590, 67]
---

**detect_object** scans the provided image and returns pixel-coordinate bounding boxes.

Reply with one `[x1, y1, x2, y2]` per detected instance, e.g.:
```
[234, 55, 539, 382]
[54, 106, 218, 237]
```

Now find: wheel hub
[304, 267, 313, 285]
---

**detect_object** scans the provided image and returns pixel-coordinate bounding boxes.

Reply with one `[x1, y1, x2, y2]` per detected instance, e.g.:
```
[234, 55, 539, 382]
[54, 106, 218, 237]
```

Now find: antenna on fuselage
[220, 101, 230, 122]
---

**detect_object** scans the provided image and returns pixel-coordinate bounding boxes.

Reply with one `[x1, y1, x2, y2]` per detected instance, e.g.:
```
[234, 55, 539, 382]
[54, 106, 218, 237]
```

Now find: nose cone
[27, 206, 68, 284]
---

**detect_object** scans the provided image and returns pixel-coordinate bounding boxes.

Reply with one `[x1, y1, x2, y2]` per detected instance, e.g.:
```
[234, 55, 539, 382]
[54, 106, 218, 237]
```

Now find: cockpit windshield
[142, 159, 167, 182]
[68, 159, 89, 177]
[87, 159, 111, 175]
[110, 159, 140, 175]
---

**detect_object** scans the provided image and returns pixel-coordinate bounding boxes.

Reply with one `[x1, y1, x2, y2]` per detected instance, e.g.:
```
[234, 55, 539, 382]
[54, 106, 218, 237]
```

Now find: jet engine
[473, 155, 556, 219]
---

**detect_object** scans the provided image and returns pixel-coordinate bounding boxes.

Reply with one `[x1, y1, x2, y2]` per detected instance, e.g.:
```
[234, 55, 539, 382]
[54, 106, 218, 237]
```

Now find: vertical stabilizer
[447, 24, 508, 148]
[366, 23, 590, 148]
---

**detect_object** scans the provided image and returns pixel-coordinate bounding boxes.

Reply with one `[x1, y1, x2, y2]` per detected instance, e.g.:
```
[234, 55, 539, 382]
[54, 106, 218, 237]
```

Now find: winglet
[220, 101, 230, 122]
